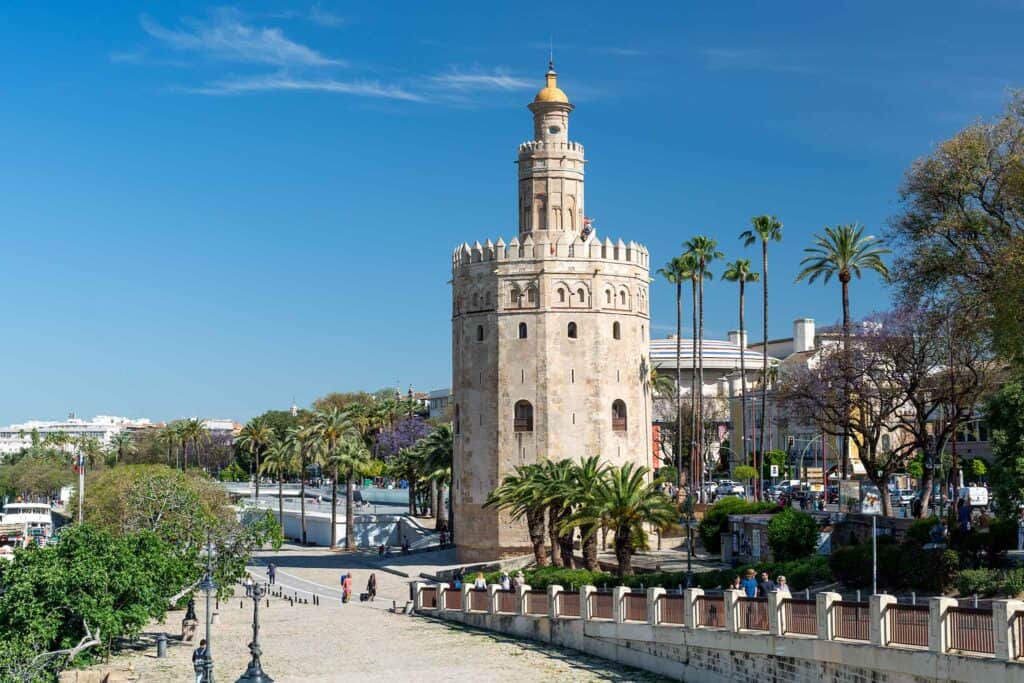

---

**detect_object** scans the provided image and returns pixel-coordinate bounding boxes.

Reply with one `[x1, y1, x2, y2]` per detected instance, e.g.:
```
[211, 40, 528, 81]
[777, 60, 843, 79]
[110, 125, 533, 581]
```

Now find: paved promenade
[107, 545, 667, 682]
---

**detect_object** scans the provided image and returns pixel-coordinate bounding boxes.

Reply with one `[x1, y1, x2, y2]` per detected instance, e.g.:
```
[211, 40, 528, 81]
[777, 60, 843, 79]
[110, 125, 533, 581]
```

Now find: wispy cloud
[700, 48, 816, 74]
[140, 8, 343, 66]
[429, 70, 534, 91]
[269, 4, 345, 28]
[182, 73, 424, 101]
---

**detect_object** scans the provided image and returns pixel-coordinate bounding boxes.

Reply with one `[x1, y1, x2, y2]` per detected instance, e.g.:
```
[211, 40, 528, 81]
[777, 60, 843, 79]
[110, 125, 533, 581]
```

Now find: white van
[957, 486, 989, 509]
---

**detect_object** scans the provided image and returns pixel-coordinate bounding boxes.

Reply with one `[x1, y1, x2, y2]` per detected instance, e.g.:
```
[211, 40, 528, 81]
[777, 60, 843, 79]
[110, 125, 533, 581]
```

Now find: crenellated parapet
[517, 140, 585, 155]
[451, 233, 649, 272]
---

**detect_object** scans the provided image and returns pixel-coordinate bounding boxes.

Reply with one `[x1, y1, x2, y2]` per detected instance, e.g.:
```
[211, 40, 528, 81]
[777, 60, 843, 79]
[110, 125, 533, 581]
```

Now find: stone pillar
[684, 588, 704, 629]
[580, 585, 596, 621]
[461, 583, 473, 614]
[487, 583, 501, 615]
[412, 581, 425, 610]
[548, 584, 563, 619]
[517, 583, 532, 616]
[992, 599, 1024, 660]
[816, 591, 840, 640]
[928, 596, 956, 653]
[612, 586, 630, 624]
[768, 591, 785, 636]
[724, 589, 743, 633]
[648, 587, 666, 626]
[870, 594, 897, 646]
[437, 583, 450, 610]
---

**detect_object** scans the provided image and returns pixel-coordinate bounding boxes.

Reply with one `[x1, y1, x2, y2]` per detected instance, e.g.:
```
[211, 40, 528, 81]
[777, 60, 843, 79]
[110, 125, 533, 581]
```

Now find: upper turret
[518, 62, 585, 237]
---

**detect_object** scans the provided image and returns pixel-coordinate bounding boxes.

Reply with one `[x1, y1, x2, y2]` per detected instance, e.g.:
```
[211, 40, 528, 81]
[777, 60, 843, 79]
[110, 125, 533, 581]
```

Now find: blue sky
[1, 2, 1021, 424]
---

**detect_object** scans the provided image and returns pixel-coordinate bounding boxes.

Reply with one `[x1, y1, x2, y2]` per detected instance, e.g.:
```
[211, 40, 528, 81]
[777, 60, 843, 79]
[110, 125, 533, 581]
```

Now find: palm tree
[723, 259, 760, 484]
[181, 418, 210, 470]
[157, 424, 178, 468]
[683, 236, 723, 498]
[484, 464, 549, 567]
[564, 463, 676, 576]
[657, 255, 694, 498]
[536, 459, 576, 567]
[312, 407, 358, 549]
[336, 432, 371, 550]
[108, 431, 136, 465]
[796, 223, 890, 478]
[260, 439, 293, 533]
[565, 456, 609, 571]
[288, 425, 325, 545]
[741, 216, 783, 500]
[237, 416, 276, 501]
[420, 424, 453, 531]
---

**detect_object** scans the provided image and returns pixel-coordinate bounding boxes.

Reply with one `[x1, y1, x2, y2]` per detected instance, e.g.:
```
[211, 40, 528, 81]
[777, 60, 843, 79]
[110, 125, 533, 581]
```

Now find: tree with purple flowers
[375, 416, 433, 461]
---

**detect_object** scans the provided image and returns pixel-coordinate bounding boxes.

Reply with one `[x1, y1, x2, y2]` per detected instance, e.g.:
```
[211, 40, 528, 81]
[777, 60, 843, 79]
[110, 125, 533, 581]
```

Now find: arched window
[619, 290, 626, 306]
[558, 287, 566, 304]
[485, 291, 492, 306]
[567, 322, 578, 339]
[476, 325, 484, 342]
[511, 288, 521, 306]
[577, 288, 586, 304]
[612, 400, 627, 432]
[514, 400, 534, 432]
[454, 405, 461, 435]
[518, 322, 528, 339]
[472, 292, 478, 308]
[612, 321, 621, 340]
[605, 290, 612, 305]
[535, 195, 547, 231]
[527, 287, 537, 304]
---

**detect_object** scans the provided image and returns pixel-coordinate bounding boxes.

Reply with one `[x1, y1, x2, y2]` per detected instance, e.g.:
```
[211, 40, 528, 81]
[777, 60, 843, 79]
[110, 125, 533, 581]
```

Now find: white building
[0, 414, 152, 457]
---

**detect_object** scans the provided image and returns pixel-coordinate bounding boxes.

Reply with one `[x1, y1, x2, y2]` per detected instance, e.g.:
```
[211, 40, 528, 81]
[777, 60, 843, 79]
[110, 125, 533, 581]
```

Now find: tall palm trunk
[697, 265, 706, 498]
[329, 439, 338, 548]
[408, 479, 417, 516]
[841, 274, 851, 480]
[345, 470, 355, 549]
[527, 508, 549, 567]
[690, 277, 698, 496]
[581, 523, 599, 570]
[436, 481, 448, 529]
[615, 527, 633, 576]
[278, 477, 284, 536]
[738, 276, 749, 477]
[757, 241, 768, 501]
[300, 450, 308, 544]
[674, 279, 683, 497]
[254, 448, 261, 500]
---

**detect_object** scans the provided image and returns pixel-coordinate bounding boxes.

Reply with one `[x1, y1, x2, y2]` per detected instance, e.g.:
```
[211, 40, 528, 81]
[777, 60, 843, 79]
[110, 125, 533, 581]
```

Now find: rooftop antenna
[549, 34, 554, 70]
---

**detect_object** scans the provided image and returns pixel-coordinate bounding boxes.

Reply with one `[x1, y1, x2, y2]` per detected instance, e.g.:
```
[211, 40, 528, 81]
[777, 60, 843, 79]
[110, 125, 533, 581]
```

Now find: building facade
[0, 414, 152, 457]
[451, 63, 652, 562]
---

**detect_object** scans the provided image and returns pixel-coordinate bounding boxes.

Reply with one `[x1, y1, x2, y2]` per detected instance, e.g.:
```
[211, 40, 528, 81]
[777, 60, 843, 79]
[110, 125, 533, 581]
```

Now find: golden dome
[534, 63, 569, 104]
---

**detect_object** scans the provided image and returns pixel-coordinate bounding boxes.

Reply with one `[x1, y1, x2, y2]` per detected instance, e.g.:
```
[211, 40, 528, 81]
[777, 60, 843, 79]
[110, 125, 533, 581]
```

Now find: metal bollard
[911, 592, 916, 606]
[156, 633, 167, 658]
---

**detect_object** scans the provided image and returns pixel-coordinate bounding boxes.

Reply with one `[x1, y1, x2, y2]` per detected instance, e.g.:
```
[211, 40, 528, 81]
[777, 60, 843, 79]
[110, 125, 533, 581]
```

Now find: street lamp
[236, 583, 274, 683]
[199, 536, 217, 683]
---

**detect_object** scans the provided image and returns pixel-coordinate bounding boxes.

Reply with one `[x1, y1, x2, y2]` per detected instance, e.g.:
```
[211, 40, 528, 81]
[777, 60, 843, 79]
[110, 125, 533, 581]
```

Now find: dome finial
[534, 56, 568, 104]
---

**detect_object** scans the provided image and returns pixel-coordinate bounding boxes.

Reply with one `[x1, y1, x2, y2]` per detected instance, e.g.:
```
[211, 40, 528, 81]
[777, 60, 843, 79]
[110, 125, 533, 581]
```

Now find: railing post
[580, 585, 596, 621]
[648, 587, 665, 626]
[461, 583, 473, 615]
[928, 596, 956, 653]
[724, 589, 743, 633]
[768, 591, 784, 636]
[870, 594, 897, 646]
[684, 588, 704, 629]
[412, 581, 425, 610]
[816, 591, 840, 640]
[548, 584, 563, 620]
[612, 586, 630, 624]
[517, 583, 531, 616]
[487, 583, 501, 615]
[992, 599, 1024, 660]
[437, 583, 449, 610]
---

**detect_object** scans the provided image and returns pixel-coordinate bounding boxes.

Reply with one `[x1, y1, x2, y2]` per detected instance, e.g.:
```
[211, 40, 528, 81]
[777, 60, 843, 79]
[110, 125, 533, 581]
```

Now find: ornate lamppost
[236, 583, 273, 683]
[199, 536, 217, 683]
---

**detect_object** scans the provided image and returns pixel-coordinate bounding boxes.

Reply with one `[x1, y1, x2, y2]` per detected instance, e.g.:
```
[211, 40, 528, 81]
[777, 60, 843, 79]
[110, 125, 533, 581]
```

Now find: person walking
[343, 572, 353, 603]
[367, 573, 377, 602]
[191, 639, 207, 683]
[244, 576, 254, 597]
[267, 562, 276, 586]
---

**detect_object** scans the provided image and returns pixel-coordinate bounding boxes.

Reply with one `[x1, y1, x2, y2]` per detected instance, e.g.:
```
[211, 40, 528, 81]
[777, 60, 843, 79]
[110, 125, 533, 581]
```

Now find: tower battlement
[451, 234, 649, 271]
[517, 140, 585, 155]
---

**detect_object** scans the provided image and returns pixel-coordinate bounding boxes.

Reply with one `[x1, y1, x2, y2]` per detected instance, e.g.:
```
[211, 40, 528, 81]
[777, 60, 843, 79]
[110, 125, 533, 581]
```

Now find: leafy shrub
[766, 509, 819, 561]
[956, 568, 1024, 597]
[733, 465, 757, 481]
[906, 515, 940, 545]
[697, 498, 776, 554]
[830, 541, 957, 592]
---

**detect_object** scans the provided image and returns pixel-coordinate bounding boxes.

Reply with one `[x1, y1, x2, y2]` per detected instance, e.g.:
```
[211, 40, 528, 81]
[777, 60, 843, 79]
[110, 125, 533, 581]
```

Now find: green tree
[564, 456, 609, 571]
[419, 424, 453, 531]
[312, 408, 358, 549]
[986, 378, 1024, 518]
[741, 215, 783, 500]
[484, 464, 549, 567]
[537, 459, 576, 567]
[723, 258, 761, 476]
[107, 431, 136, 466]
[565, 463, 676, 576]
[766, 508, 819, 561]
[890, 92, 1024, 367]
[335, 432, 371, 550]
[260, 438, 293, 533]
[236, 416, 276, 500]
[180, 418, 209, 470]
[658, 254, 696, 496]
[683, 237, 723, 498]
[796, 223, 890, 478]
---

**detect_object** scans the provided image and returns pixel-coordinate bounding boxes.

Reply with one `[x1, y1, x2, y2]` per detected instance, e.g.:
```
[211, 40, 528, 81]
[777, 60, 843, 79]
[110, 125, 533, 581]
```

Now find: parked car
[957, 486, 989, 509]
[715, 480, 745, 498]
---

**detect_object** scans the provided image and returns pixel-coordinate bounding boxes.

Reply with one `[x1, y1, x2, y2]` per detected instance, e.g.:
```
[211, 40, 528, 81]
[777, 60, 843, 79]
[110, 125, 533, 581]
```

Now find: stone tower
[451, 63, 652, 563]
